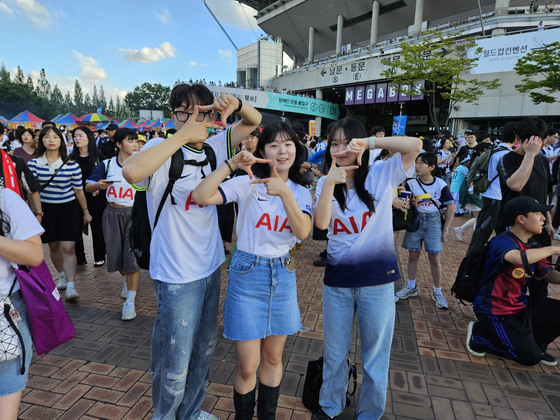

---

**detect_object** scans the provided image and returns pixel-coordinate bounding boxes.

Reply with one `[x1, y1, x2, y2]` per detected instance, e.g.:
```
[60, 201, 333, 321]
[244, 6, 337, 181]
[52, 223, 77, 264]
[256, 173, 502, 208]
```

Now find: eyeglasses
[172, 110, 213, 123]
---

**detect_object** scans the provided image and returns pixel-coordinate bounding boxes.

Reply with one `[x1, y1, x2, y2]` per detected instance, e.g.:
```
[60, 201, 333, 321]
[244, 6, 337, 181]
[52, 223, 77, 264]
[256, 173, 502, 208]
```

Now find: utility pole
[202, 0, 239, 50]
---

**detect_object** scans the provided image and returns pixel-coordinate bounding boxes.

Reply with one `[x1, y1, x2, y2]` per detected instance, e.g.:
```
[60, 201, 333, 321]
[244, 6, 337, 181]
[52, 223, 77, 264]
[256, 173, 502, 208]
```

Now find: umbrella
[119, 119, 140, 130]
[9, 110, 44, 123]
[77, 113, 113, 123]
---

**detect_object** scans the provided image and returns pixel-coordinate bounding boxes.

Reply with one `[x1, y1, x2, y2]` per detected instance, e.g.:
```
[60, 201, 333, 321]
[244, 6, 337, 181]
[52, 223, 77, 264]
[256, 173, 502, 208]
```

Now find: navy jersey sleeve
[86, 160, 107, 184]
[440, 184, 454, 205]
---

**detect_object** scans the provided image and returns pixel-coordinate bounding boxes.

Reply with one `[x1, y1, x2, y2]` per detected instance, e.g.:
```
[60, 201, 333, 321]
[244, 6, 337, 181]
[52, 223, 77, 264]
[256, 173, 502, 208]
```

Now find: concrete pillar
[412, 0, 425, 36]
[336, 14, 344, 55]
[315, 89, 323, 136]
[370, 1, 380, 48]
[495, 0, 510, 16]
[308, 26, 315, 62]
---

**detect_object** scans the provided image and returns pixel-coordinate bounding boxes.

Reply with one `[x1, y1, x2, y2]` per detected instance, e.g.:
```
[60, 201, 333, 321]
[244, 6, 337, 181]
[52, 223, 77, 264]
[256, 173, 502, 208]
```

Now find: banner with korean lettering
[208, 86, 340, 120]
[467, 27, 560, 75]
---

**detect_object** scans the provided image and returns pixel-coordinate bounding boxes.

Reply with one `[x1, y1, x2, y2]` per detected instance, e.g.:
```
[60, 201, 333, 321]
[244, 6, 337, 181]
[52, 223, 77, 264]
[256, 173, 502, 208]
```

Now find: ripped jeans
[151, 268, 221, 420]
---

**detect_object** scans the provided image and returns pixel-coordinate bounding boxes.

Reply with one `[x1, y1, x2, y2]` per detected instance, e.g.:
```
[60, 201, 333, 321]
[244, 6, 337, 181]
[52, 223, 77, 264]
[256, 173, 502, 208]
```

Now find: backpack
[466, 146, 508, 194]
[129, 144, 217, 270]
[451, 232, 535, 305]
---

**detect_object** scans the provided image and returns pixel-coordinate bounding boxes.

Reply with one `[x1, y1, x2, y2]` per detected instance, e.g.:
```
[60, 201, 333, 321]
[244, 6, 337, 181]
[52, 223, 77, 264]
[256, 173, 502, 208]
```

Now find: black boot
[234, 387, 256, 420]
[257, 382, 280, 420]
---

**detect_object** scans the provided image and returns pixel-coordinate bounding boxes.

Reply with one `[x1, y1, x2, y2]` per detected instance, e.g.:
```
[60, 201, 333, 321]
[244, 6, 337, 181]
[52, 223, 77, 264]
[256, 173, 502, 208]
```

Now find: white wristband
[368, 136, 376, 150]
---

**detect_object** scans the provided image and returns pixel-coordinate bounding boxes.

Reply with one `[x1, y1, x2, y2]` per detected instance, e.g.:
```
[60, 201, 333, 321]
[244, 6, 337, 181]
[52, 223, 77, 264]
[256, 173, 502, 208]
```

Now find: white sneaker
[432, 290, 449, 309]
[196, 411, 219, 420]
[554, 232, 560, 241]
[466, 321, 485, 357]
[65, 285, 80, 301]
[120, 281, 128, 299]
[122, 301, 136, 321]
[395, 285, 418, 300]
[454, 227, 463, 242]
[57, 274, 67, 291]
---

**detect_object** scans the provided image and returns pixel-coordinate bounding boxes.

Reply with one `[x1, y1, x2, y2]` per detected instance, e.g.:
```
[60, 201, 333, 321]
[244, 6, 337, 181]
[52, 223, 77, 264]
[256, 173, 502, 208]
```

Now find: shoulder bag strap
[416, 177, 443, 210]
[39, 159, 68, 192]
[504, 231, 535, 278]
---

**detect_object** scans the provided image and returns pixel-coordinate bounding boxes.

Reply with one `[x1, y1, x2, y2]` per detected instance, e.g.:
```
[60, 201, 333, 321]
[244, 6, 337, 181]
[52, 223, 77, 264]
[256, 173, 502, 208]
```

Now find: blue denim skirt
[0, 291, 33, 396]
[224, 249, 302, 341]
[401, 211, 443, 254]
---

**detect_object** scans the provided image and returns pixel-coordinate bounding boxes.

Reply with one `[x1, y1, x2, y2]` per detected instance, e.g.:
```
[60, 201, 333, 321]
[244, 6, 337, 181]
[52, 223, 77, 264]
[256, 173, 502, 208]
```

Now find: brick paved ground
[17, 214, 560, 420]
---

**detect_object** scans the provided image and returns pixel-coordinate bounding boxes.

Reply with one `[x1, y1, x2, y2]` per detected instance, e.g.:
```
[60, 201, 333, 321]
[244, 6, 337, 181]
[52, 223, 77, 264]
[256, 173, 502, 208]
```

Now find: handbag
[416, 177, 447, 232]
[0, 278, 25, 374]
[14, 261, 76, 355]
[302, 356, 357, 413]
[227, 184, 257, 269]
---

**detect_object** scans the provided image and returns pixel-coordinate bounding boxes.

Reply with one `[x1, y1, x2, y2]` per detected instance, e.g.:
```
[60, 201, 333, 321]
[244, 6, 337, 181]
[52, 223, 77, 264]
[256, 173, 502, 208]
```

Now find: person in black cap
[467, 196, 560, 366]
[101, 123, 119, 158]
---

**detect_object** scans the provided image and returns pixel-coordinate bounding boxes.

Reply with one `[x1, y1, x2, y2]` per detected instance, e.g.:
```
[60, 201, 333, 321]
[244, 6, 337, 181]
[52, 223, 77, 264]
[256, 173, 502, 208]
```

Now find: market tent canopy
[144, 118, 163, 129]
[77, 113, 113, 123]
[51, 114, 63, 123]
[119, 120, 140, 130]
[96, 123, 109, 130]
[56, 113, 79, 125]
[163, 118, 175, 129]
[9, 110, 44, 123]
[0, 116, 8, 124]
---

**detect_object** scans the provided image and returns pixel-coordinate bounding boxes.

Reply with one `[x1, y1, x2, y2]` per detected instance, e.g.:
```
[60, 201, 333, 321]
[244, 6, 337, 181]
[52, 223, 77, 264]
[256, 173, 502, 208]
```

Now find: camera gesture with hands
[325, 156, 359, 187]
[229, 151, 271, 180]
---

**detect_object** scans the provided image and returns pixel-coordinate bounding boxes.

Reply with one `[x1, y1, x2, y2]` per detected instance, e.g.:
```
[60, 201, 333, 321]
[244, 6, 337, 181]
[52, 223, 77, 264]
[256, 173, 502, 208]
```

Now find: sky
[0, 0, 262, 101]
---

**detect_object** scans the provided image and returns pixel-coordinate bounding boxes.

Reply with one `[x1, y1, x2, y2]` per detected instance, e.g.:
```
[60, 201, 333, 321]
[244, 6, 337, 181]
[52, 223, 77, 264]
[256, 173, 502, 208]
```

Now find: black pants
[218, 202, 235, 243]
[467, 197, 501, 255]
[75, 199, 107, 263]
[472, 296, 560, 366]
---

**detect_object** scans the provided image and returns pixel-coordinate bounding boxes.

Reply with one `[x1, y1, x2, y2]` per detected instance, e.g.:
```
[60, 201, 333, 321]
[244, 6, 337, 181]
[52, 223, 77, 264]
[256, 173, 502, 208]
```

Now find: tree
[64, 92, 74, 114]
[36, 68, 51, 100]
[124, 82, 171, 116]
[380, 30, 501, 135]
[73, 79, 84, 115]
[514, 41, 560, 105]
[99, 85, 107, 113]
[107, 96, 115, 117]
[0, 63, 10, 84]
[50, 85, 64, 115]
[26, 74, 34, 92]
[91, 85, 100, 109]
[14, 66, 25, 84]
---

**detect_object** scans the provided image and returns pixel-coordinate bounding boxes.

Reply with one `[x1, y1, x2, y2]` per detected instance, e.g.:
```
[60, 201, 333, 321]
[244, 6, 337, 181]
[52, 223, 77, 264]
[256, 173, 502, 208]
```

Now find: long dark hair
[69, 126, 101, 167]
[252, 121, 306, 186]
[37, 126, 68, 160]
[324, 118, 374, 213]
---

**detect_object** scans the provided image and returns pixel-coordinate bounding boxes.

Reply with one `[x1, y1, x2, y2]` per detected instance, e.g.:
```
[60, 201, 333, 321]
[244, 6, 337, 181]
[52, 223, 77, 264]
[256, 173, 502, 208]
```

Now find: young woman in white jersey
[313, 118, 421, 420]
[27, 126, 91, 300]
[193, 121, 312, 420]
[86, 128, 140, 321]
[396, 152, 455, 309]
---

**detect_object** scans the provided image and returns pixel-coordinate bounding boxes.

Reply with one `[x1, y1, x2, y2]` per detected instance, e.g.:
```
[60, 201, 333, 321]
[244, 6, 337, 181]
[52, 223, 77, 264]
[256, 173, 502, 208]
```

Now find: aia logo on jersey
[255, 213, 292, 233]
[185, 191, 209, 211]
[333, 211, 372, 234]
[107, 186, 134, 200]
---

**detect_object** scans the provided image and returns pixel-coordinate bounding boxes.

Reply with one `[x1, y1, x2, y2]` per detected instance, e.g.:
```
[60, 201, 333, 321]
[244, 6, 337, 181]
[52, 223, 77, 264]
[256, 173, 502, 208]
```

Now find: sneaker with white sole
[395, 285, 418, 300]
[57, 274, 67, 291]
[196, 411, 219, 420]
[120, 281, 128, 299]
[94, 260, 105, 267]
[540, 352, 557, 366]
[432, 290, 449, 309]
[65, 285, 80, 301]
[122, 301, 136, 321]
[454, 226, 463, 242]
[466, 321, 485, 357]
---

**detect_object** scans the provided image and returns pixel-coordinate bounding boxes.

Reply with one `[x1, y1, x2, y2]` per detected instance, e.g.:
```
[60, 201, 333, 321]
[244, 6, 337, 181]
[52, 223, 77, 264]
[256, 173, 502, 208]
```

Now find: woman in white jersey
[313, 118, 421, 420]
[27, 126, 91, 301]
[86, 128, 140, 321]
[193, 121, 312, 420]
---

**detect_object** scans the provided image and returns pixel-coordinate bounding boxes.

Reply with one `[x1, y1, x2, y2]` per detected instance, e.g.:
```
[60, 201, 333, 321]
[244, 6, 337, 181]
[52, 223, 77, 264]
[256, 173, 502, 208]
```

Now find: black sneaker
[313, 251, 327, 267]
[540, 352, 557, 366]
[319, 249, 327, 259]
[312, 409, 332, 420]
[77, 260, 87, 267]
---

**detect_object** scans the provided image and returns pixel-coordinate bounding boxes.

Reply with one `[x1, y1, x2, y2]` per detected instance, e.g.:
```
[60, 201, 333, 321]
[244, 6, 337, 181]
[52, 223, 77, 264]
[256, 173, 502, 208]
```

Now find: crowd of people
[0, 80, 560, 420]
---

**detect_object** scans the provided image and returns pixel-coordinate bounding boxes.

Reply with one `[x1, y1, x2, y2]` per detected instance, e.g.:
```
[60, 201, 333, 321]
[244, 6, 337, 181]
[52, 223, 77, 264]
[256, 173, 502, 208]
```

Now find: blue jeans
[151, 268, 221, 420]
[320, 283, 395, 420]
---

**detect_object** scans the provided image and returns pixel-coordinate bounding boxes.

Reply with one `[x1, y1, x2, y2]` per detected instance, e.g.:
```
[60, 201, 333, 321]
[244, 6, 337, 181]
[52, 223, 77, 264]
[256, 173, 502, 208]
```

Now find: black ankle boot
[234, 387, 256, 420]
[257, 382, 280, 420]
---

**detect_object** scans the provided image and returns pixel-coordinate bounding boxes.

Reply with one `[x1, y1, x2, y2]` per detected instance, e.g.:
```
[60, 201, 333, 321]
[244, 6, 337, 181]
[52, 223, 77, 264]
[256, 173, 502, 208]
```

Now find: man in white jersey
[123, 82, 261, 420]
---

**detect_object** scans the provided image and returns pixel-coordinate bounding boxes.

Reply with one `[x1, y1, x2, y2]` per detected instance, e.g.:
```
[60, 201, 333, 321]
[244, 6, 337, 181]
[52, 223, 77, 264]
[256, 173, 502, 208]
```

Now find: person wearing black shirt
[497, 117, 552, 297]
[101, 123, 118, 158]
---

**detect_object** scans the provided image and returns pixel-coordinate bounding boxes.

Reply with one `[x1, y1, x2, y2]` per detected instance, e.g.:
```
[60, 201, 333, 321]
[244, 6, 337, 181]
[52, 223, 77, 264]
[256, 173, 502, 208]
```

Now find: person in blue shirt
[467, 196, 560, 366]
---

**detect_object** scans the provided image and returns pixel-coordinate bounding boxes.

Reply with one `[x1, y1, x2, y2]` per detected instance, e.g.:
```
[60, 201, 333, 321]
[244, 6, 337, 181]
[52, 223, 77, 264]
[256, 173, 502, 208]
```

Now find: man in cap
[467, 196, 560, 366]
[101, 123, 119, 158]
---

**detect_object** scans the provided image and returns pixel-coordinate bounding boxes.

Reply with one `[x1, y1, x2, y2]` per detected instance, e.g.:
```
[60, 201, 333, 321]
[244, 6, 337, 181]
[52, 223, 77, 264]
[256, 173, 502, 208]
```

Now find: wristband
[235, 98, 243, 113]
[368, 136, 376, 150]
[34, 212, 42, 216]
[224, 160, 234, 174]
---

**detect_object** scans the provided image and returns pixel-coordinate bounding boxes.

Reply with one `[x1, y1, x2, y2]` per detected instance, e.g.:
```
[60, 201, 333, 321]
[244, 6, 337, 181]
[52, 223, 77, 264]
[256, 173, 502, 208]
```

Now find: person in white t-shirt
[436, 138, 456, 185]
[86, 128, 140, 321]
[367, 125, 385, 167]
[122, 82, 261, 420]
[193, 121, 312, 420]
[397, 152, 455, 309]
[312, 118, 421, 420]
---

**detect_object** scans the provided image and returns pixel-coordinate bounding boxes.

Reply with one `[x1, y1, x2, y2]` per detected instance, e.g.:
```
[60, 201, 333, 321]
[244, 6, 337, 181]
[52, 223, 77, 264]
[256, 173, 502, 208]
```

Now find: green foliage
[514, 41, 560, 104]
[124, 83, 171, 115]
[380, 30, 501, 135]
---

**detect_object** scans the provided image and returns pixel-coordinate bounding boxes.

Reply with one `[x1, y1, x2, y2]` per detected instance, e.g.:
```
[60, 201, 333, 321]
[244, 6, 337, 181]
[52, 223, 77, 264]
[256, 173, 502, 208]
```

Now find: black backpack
[129, 144, 217, 270]
[451, 232, 535, 305]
